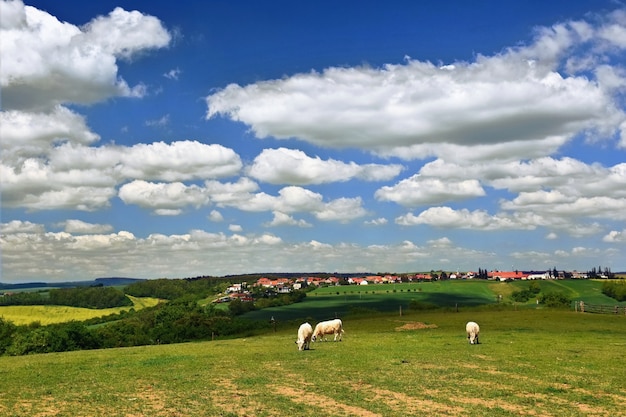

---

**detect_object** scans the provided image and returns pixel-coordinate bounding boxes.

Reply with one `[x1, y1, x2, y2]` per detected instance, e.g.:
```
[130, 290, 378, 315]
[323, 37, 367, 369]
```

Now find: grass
[1, 308, 625, 416]
[0, 296, 160, 325]
[242, 279, 624, 322]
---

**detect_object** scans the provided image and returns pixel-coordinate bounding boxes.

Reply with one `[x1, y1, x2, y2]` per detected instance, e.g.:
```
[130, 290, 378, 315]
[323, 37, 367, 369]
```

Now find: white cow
[312, 318, 344, 342]
[295, 322, 313, 351]
[466, 321, 480, 344]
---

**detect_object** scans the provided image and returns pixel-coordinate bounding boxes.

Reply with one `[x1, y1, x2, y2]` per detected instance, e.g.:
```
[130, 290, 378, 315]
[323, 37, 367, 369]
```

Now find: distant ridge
[0, 277, 145, 290]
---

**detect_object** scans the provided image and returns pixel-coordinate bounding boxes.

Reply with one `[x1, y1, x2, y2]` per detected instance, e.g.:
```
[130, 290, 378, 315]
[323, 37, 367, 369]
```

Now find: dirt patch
[395, 322, 438, 331]
[211, 378, 279, 417]
[273, 384, 383, 417]
[351, 383, 463, 416]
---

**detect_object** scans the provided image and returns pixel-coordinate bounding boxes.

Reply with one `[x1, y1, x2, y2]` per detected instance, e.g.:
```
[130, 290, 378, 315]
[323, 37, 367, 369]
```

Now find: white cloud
[395, 207, 538, 230]
[502, 193, 626, 220]
[1, 2, 171, 110]
[2, 140, 240, 211]
[229, 224, 243, 232]
[603, 230, 626, 243]
[264, 211, 312, 227]
[48, 140, 242, 182]
[117, 141, 242, 182]
[164, 67, 181, 80]
[204, 177, 259, 206]
[208, 210, 224, 222]
[62, 219, 114, 234]
[145, 114, 170, 128]
[364, 217, 388, 226]
[314, 197, 369, 222]
[247, 147, 402, 185]
[375, 175, 485, 207]
[1, 220, 45, 234]
[0, 106, 99, 160]
[118, 180, 210, 214]
[207, 15, 626, 162]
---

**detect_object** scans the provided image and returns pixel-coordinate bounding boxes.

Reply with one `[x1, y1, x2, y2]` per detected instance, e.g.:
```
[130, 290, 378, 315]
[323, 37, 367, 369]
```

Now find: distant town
[211, 267, 620, 302]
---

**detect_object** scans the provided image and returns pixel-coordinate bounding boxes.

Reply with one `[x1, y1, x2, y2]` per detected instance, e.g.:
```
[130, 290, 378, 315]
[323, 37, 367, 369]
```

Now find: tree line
[602, 280, 626, 301]
[0, 277, 307, 356]
[0, 286, 132, 309]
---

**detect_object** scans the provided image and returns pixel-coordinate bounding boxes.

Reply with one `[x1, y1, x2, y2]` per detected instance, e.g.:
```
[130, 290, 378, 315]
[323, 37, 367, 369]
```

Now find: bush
[602, 281, 626, 302]
[539, 292, 571, 307]
[511, 282, 541, 303]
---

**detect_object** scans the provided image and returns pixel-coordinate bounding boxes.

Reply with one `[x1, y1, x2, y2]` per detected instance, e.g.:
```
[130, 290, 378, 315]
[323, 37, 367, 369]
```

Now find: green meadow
[1, 307, 625, 416]
[242, 279, 625, 322]
[0, 279, 624, 416]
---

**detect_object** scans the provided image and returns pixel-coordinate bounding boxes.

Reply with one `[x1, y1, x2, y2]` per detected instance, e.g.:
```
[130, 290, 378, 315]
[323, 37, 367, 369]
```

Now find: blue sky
[2, 0, 626, 282]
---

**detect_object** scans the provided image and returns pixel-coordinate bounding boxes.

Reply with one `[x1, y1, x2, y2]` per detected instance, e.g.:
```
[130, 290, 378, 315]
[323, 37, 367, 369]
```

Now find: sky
[2, 0, 626, 283]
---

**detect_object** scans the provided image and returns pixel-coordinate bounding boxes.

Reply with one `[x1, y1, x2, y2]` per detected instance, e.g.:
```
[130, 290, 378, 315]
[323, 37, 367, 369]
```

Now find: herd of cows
[295, 318, 480, 350]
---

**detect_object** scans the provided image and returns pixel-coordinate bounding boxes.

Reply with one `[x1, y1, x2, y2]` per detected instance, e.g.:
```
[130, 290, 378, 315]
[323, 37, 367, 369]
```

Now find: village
[215, 269, 594, 302]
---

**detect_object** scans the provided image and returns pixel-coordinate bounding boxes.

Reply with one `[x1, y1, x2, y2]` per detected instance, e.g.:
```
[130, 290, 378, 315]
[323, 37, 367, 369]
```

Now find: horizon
[2, 0, 626, 283]
[3, 266, 624, 286]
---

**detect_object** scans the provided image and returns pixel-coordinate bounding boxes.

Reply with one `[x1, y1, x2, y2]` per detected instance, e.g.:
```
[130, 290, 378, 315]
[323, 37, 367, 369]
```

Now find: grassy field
[242, 279, 624, 322]
[1, 308, 625, 416]
[0, 296, 160, 325]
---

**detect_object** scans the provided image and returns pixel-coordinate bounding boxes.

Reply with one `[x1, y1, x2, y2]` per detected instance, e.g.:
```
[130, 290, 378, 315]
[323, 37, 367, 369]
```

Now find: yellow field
[0, 295, 160, 325]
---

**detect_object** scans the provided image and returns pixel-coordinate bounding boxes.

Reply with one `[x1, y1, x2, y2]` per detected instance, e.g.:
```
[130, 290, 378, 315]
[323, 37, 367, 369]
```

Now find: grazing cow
[312, 318, 344, 342]
[466, 321, 480, 344]
[295, 322, 313, 351]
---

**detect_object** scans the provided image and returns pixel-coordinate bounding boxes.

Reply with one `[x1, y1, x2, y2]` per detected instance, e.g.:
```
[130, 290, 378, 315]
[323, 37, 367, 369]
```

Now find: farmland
[1, 307, 625, 416]
[242, 279, 625, 321]
[0, 295, 160, 325]
[0, 279, 625, 416]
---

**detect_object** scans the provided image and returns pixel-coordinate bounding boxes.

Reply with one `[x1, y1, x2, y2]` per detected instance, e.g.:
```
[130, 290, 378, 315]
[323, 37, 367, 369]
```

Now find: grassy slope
[1, 309, 624, 416]
[0, 296, 160, 325]
[243, 279, 624, 322]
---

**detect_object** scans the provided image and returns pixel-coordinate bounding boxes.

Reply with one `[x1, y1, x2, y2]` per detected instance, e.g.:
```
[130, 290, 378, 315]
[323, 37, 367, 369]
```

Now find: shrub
[511, 282, 541, 302]
[602, 281, 626, 302]
[540, 292, 571, 307]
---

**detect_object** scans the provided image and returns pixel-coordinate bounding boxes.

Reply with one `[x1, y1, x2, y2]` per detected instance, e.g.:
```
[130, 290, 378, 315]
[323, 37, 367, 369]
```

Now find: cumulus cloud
[230, 186, 368, 222]
[1, 2, 171, 111]
[0, 106, 99, 160]
[206, 13, 626, 161]
[118, 180, 210, 214]
[501, 192, 626, 220]
[247, 147, 402, 185]
[61, 219, 114, 234]
[1, 141, 241, 211]
[1, 220, 45, 234]
[375, 176, 485, 207]
[50, 140, 242, 182]
[264, 211, 312, 227]
[208, 210, 224, 222]
[364, 217, 388, 226]
[603, 230, 626, 243]
[395, 207, 539, 230]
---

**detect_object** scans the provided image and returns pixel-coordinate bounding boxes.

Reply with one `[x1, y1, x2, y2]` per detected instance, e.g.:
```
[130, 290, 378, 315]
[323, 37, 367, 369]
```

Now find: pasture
[242, 279, 624, 322]
[1, 308, 625, 416]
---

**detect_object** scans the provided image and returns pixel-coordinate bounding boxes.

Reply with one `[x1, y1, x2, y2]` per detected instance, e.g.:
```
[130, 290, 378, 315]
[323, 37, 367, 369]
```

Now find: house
[229, 293, 253, 302]
[489, 270, 528, 281]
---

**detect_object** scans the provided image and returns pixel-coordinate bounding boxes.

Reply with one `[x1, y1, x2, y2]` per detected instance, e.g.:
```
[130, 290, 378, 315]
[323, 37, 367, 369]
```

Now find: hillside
[0, 277, 145, 291]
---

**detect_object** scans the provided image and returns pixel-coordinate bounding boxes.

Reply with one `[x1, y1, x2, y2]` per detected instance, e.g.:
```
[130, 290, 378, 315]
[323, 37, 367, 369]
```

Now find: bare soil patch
[273, 384, 383, 417]
[394, 321, 438, 331]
